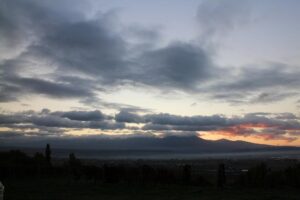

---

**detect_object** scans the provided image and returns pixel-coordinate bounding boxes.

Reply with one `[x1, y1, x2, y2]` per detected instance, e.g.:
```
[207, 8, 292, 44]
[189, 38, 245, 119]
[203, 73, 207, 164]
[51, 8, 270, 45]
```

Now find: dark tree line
[1, 145, 300, 189]
[0, 145, 209, 186]
[236, 162, 300, 188]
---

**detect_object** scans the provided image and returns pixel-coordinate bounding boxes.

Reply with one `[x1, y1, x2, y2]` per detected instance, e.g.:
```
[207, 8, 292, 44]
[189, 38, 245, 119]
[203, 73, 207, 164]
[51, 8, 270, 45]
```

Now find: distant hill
[93, 135, 272, 152]
[1, 135, 294, 153]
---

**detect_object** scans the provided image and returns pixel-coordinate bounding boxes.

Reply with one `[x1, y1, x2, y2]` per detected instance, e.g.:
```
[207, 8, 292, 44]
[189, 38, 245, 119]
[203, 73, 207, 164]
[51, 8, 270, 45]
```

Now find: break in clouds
[1, 0, 300, 145]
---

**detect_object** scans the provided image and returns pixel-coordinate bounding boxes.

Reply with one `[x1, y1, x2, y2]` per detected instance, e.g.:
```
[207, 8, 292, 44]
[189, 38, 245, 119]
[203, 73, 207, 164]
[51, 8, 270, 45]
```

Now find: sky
[1, 0, 300, 147]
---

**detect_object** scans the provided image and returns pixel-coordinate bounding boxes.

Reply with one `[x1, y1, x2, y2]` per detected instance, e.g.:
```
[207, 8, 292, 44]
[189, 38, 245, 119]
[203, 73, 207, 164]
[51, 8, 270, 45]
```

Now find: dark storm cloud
[0, 0, 218, 103]
[115, 110, 145, 123]
[88, 121, 125, 130]
[38, 20, 129, 80]
[115, 111, 300, 136]
[116, 111, 227, 129]
[136, 42, 215, 90]
[30, 115, 85, 128]
[0, 113, 29, 125]
[13, 76, 94, 98]
[0, 0, 300, 106]
[0, 72, 99, 102]
[59, 110, 106, 121]
[0, 109, 124, 130]
[0, 0, 129, 103]
[0, 0, 87, 60]
[0, 83, 22, 102]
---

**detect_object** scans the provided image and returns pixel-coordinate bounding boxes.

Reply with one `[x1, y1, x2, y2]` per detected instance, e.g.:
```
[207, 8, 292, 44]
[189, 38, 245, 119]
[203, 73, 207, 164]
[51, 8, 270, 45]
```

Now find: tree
[217, 163, 226, 188]
[45, 144, 52, 166]
[34, 152, 46, 177]
[68, 153, 81, 166]
[68, 153, 82, 180]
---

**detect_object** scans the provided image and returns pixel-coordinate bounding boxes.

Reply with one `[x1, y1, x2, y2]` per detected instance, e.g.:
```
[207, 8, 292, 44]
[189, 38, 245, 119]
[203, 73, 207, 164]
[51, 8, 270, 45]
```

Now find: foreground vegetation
[1, 145, 300, 199]
[3, 178, 300, 200]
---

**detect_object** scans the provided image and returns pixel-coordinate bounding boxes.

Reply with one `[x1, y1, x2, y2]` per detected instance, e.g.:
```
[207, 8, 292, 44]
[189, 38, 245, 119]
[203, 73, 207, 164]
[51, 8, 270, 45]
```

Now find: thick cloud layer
[1, 0, 299, 105]
[136, 42, 215, 90]
[1, 1, 300, 149]
[0, 0, 215, 103]
[0, 109, 124, 131]
[0, 109, 299, 144]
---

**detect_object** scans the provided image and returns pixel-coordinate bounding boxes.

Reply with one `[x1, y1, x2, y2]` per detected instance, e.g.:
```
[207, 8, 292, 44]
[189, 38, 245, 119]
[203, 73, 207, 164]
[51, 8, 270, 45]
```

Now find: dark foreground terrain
[4, 179, 300, 200]
[1, 148, 300, 200]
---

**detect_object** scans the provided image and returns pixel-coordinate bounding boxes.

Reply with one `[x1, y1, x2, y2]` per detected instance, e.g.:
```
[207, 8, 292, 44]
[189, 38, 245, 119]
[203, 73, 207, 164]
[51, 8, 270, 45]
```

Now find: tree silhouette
[45, 144, 52, 166]
[68, 153, 81, 166]
[68, 153, 82, 180]
[33, 152, 46, 177]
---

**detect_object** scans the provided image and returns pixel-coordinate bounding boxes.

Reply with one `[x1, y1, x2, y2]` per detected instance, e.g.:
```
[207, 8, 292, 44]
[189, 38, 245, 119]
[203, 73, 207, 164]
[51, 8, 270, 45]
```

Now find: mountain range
[2, 135, 298, 153]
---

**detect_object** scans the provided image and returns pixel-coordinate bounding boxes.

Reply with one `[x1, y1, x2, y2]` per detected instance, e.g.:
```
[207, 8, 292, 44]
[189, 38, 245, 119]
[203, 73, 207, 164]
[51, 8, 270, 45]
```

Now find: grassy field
[3, 178, 300, 200]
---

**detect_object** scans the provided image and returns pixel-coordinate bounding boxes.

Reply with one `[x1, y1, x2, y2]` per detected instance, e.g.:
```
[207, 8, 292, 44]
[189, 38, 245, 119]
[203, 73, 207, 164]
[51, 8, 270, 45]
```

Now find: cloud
[39, 20, 129, 81]
[0, 131, 23, 138]
[0, 0, 216, 103]
[144, 113, 227, 126]
[0, 109, 299, 144]
[115, 110, 145, 123]
[216, 64, 300, 92]
[115, 111, 229, 131]
[114, 111, 300, 141]
[0, 0, 129, 104]
[0, 0, 300, 108]
[0, 71, 103, 103]
[206, 63, 300, 104]
[196, 0, 252, 42]
[0, 109, 124, 130]
[0, 83, 22, 102]
[30, 115, 85, 128]
[250, 92, 298, 104]
[0, 113, 29, 124]
[135, 42, 216, 90]
[59, 110, 106, 121]
[88, 121, 125, 130]
[0, 127, 65, 138]
[15, 76, 94, 98]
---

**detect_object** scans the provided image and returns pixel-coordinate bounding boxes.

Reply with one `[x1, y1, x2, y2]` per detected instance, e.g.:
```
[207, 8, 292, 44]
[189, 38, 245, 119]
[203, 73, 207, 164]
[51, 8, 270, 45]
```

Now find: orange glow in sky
[200, 122, 300, 146]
